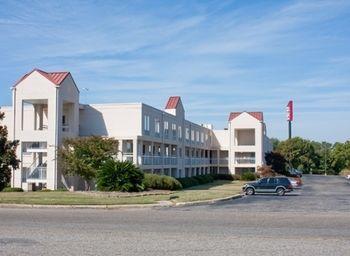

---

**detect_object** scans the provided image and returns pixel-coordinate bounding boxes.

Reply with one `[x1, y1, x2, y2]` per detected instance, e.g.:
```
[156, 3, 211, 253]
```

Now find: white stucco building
[0, 69, 272, 190]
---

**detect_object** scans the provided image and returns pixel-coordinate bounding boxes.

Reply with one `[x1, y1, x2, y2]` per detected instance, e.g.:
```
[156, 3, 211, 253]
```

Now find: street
[0, 175, 349, 256]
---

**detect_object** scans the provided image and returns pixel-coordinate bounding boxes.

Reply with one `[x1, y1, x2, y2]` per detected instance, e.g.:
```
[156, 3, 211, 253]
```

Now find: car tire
[276, 187, 285, 196]
[245, 187, 255, 195]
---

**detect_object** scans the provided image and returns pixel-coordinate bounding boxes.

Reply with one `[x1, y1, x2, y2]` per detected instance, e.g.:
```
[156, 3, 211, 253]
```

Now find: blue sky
[0, 0, 349, 143]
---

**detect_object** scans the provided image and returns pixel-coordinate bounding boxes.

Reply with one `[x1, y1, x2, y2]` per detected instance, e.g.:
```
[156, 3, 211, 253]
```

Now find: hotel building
[0, 69, 272, 190]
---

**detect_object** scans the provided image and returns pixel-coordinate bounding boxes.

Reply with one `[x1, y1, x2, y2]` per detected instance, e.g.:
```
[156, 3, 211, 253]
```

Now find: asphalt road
[0, 175, 349, 256]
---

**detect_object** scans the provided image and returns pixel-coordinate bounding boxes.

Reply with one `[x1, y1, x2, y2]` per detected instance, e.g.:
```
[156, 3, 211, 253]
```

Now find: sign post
[286, 100, 293, 139]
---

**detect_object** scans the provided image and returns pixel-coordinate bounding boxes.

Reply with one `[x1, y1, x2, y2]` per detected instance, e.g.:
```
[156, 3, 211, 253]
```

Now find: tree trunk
[84, 180, 90, 191]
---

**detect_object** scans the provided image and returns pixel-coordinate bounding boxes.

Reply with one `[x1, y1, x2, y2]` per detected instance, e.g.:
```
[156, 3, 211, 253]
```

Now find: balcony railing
[27, 167, 47, 180]
[139, 156, 177, 166]
[235, 157, 255, 164]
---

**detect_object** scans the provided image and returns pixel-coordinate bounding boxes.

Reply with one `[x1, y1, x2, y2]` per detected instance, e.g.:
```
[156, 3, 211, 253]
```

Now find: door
[255, 178, 268, 192]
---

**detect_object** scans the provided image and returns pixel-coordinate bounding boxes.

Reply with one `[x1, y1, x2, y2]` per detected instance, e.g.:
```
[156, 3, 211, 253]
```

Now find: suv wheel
[276, 187, 285, 196]
[245, 187, 255, 195]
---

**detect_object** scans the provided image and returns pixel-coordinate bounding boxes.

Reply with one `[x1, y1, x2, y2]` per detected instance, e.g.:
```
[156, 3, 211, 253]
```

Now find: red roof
[165, 96, 181, 109]
[228, 112, 263, 122]
[14, 68, 70, 87]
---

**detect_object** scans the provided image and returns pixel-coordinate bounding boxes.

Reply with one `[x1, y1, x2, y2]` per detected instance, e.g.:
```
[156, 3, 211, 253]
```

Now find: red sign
[286, 100, 293, 121]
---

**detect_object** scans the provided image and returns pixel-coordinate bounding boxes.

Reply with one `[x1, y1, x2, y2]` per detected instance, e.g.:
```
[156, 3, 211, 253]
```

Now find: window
[259, 178, 268, 184]
[154, 118, 160, 136]
[268, 178, 277, 184]
[164, 121, 169, 137]
[205, 133, 208, 142]
[172, 123, 177, 139]
[191, 130, 195, 141]
[196, 131, 199, 142]
[178, 126, 182, 139]
[144, 115, 150, 132]
[185, 128, 190, 140]
[201, 132, 204, 143]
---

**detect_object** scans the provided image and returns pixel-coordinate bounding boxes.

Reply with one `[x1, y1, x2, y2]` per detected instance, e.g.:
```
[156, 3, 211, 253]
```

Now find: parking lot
[0, 175, 349, 256]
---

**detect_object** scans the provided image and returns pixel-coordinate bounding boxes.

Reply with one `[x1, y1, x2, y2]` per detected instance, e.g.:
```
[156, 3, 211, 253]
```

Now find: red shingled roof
[228, 112, 263, 122]
[165, 96, 181, 109]
[14, 68, 70, 87]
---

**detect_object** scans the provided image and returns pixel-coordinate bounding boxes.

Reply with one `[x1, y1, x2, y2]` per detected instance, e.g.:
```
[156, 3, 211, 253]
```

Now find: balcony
[235, 157, 255, 164]
[138, 156, 177, 166]
[25, 167, 47, 182]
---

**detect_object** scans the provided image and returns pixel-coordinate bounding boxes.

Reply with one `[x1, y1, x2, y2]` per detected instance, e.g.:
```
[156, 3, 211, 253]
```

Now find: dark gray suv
[242, 177, 293, 196]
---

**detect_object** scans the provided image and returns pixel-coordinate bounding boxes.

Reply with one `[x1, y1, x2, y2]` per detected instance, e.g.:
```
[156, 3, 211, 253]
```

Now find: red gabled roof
[14, 68, 70, 87]
[228, 111, 263, 122]
[165, 96, 181, 109]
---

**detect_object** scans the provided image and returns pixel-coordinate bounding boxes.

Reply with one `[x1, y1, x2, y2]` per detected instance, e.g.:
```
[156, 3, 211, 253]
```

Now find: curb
[0, 194, 243, 210]
[173, 194, 243, 207]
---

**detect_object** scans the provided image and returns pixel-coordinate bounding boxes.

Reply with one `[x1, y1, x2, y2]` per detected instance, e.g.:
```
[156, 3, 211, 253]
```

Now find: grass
[0, 180, 245, 205]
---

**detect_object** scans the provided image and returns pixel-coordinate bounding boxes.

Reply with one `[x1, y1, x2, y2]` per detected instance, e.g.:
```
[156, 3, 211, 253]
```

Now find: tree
[330, 141, 350, 174]
[269, 138, 280, 151]
[58, 136, 118, 190]
[276, 137, 318, 173]
[96, 159, 144, 192]
[0, 111, 20, 191]
[265, 151, 288, 175]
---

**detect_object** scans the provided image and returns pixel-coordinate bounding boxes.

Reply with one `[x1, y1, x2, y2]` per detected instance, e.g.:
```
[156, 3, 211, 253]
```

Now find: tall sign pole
[286, 100, 293, 139]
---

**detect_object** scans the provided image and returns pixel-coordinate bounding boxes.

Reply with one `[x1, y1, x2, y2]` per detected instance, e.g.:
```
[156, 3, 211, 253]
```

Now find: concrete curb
[173, 194, 243, 207]
[0, 194, 243, 210]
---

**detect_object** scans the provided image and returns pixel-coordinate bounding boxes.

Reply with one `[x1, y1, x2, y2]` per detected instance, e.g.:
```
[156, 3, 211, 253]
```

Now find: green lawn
[0, 180, 244, 205]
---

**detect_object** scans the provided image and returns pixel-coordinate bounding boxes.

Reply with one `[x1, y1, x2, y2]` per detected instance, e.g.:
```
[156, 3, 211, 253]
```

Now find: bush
[257, 165, 276, 177]
[240, 172, 257, 181]
[177, 177, 199, 188]
[144, 174, 182, 190]
[143, 173, 182, 190]
[339, 169, 350, 177]
[212, 173, 240, 181]
[96, 160, 144, 192]
[2, 187, 24, 192]
[193, 174, 214, 184]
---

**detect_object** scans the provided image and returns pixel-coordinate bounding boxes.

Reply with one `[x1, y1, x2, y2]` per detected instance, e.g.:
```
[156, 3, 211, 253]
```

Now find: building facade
[0, 69, 272, 190]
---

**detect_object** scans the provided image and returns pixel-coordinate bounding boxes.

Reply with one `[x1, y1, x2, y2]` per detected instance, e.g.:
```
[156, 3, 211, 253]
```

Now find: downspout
[11, 87, 16, 187]
[54, 87, 59, 189]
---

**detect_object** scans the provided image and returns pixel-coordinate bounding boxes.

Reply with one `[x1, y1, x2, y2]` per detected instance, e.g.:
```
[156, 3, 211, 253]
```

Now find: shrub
[241, 172, 257, 181]
[2, 187, 24, 192]
[177, 177, 199, 188]
[144, 174, 182, 190]
[257, 165, 276, 177]
[212, 174, 238, 181]
[193, 174, 214, 184]
[96, 160, 144, 192]
[339, 169, 350, 177]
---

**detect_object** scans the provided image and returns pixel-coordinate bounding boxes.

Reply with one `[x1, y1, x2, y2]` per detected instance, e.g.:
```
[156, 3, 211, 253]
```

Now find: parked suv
[242, 177, 293, 196]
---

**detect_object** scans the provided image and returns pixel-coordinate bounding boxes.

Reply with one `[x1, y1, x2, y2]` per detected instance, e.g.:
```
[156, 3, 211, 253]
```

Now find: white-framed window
[172, 123, 177, 138]
[185, 128, 190, 140]
[144, 115, 150, 132]
[155, 118, 160, 135]
[191, 130, 195, 141]
[201, 132, 204, 143]
[205, 133, 209, 142]
[164, 121, 169, 136]
[178, 126, 182, 139]
[196, 131, 200, 142]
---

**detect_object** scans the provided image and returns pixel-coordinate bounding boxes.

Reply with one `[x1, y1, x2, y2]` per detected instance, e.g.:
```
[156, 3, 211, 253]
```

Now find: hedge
[1, 187, 24, 192]
[144, 174, 182, 191]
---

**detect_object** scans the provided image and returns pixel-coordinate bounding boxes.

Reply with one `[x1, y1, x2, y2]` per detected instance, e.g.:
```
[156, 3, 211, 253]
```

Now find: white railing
[27, 167, 47, 180]
[62, 125, 69, 132]
[139, 156, 177, 166]
[235, 157, 255, 164]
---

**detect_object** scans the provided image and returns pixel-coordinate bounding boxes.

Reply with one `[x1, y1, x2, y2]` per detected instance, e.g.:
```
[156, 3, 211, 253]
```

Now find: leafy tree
[330, 141, 350, 174]
[0, 111, 20, 191]
[96, 159, 144, 192]
[265, 151, 288, 175]
[58, 136, 118, 190]
[277, 137, 318, 173]
[269, 138, 280, 151]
